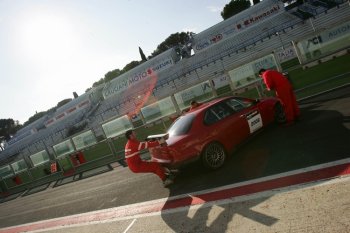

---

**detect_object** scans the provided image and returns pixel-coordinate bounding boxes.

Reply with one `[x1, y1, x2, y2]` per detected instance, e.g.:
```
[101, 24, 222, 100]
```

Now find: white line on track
[4, 158, 350, 233]
[123, 219, 136, 233]
[27, 175, 350, 233]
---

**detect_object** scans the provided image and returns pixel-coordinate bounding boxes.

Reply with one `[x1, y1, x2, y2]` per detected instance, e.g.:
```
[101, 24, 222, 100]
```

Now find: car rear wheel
[274, 102, 287, 124]
[201, 142, 227, 170]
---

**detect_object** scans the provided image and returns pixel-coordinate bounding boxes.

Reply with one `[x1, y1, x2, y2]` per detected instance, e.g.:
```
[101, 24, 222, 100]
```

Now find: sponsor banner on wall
[103, 49, 179, 99]
[275, 46, 296, 62]
[229, 54, 277, 89]
[178, 82, 211, 104]
[103, 59, 174, 99]
[212, 75, 230, 89]
[45, 99, 91, 127]
[297, 21, 350, 62]
[192, 0, 283, 53]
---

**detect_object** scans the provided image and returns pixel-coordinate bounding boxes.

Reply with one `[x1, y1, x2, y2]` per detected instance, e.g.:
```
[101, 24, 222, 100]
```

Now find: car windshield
[168, 113, 196, 136]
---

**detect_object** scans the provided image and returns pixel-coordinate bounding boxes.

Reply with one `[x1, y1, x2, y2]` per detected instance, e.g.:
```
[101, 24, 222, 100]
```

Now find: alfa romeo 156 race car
[148, 96, 286, 170]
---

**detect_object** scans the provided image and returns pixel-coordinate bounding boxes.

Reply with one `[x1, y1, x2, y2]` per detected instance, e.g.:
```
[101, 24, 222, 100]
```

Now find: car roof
[187, 96, 234, 114]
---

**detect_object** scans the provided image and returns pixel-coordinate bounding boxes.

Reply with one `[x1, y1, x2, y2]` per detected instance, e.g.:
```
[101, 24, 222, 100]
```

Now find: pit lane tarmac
[1, 159, 350, 233]
[0, 86, 349, 232]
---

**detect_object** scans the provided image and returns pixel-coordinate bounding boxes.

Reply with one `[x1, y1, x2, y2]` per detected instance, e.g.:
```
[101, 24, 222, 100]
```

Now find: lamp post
[276, 32, 285, 50]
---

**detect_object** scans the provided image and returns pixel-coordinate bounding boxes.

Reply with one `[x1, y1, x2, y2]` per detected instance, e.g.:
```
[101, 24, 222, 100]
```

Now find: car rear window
[168, 113, 196, 136]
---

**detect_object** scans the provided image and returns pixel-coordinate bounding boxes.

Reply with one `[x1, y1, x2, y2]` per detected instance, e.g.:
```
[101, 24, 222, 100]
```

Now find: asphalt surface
[0, 85, 349, 232]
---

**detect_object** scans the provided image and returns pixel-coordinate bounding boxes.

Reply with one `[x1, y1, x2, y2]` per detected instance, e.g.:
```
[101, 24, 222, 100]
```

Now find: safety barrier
[0, 137, 126, 197]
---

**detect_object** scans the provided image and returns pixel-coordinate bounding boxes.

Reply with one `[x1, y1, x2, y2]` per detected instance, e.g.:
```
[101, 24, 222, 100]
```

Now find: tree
[221, 0, 251, 20]
[139, 47, 147, 62]
[253, 0, 260, 5]
[122, 60, 142, 73]
[92, 78, 105, 88]
[104, 69, 122, 82]
[0, 118, 21, 141]
[150, 32, 192, 58]
[56, 98, 72, 108]
[89, 31, 193, 88]
[23, 112, 46, 127]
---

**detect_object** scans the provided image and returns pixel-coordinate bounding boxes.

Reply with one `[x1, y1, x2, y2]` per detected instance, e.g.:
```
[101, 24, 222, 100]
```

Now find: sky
[0, 0, 239, 124]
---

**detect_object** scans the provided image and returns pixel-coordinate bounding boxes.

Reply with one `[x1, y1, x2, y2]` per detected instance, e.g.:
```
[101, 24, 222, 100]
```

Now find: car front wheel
[201, 142, 227, 170]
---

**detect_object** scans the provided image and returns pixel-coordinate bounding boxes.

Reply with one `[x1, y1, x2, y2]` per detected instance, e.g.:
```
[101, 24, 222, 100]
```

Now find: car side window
[226, 99, 246, 112]
[204, 102, 234, 125]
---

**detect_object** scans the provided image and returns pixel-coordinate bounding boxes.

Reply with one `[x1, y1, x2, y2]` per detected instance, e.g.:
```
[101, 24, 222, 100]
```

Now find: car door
[202, 100, 249, 153]
[226, 98, 264, 136]
[224, 97, 266, 144]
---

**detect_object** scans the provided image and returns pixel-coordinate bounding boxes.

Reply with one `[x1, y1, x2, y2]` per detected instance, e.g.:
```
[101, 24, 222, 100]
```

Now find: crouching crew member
[124, 130, 174, 187]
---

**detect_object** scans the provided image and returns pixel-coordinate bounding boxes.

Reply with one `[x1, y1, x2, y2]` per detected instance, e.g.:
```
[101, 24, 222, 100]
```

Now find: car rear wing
[146, 133, 169, 141]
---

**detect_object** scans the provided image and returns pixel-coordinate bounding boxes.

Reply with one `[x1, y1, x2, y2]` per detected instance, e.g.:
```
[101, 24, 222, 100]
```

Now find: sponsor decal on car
[246, 110, 263, 133]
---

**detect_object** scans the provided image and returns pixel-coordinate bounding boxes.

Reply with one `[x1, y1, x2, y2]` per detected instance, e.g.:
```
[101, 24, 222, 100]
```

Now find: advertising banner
[229, 54, 277, 89]
[192, 0, 283, 53]
[297, 21, 350, 62]
[103, 49, 179, 99]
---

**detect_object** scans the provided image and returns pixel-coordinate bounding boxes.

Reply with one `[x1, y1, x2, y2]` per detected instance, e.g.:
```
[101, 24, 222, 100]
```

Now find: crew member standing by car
[259, 68, 300, 125]
[124, 130, 174, 187]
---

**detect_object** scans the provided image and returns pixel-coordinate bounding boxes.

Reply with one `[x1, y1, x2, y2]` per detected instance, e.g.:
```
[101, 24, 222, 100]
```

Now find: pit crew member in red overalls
[124, 130, 174, 187]
[259, 68, 300, 125]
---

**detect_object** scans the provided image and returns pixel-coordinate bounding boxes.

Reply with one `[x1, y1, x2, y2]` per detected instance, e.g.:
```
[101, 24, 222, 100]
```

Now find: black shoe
[164, 168, 180, 175]
[163, 178, 174, 187]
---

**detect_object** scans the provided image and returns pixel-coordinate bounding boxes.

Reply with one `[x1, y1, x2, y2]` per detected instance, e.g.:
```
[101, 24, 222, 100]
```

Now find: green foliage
[92, 78, 105, 88]
[149, 32, 192, 58]
[139, 47, 147, 61]
[122, 60, 142, 73]
[280, 58, 300, 70]
[23, 112, 46, 127]
[221, 0, 251, 20]
[92, 32, 192, 87]
[288, 54, 350, 89]
[56, 98, 72, 108]
[0, 118, 21, 140]
[104, 69, 122, 82]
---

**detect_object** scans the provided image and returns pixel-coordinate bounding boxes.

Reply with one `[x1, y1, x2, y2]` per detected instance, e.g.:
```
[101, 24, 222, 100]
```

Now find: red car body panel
[149, 96, 280, 168]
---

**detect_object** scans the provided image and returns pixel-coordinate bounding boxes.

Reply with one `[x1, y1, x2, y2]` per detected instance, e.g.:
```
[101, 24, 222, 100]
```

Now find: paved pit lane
[0, 86, 349, 232]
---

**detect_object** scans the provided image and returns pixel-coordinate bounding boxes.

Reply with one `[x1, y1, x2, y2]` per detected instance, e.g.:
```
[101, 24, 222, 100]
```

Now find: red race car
[148, 96, 286, 170]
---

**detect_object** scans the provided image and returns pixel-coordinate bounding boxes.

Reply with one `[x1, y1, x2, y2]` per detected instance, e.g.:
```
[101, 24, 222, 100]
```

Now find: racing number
[246, 111, 263, 133]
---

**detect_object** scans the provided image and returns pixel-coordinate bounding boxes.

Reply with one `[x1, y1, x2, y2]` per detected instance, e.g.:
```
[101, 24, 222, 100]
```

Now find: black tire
[201, 142, 227, 170]
[275, 102, 287, 124]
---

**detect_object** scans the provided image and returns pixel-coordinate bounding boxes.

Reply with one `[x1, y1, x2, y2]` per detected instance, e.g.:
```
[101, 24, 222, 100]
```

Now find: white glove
[158, 137, 166, 145]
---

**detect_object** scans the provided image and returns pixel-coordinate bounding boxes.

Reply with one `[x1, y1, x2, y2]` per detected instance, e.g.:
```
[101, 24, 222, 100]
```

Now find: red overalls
[124, 138, 166, 181]
[262, 70, 300, 123]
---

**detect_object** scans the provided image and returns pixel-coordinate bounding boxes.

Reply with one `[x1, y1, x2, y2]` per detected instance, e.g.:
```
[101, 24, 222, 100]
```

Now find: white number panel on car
[246, 110, 263, 133]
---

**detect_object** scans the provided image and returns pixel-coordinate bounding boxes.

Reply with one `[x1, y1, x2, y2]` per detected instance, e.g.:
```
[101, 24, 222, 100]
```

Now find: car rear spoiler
[146, 133, 169, 141]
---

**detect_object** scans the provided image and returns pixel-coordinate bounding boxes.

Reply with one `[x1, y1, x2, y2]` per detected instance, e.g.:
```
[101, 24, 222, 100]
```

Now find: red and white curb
[1, 158, 350, 233]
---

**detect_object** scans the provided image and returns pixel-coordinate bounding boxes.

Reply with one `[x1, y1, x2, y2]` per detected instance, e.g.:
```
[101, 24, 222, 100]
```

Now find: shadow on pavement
[161, 191, 278, 232]
[160, 92, 350, 232]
